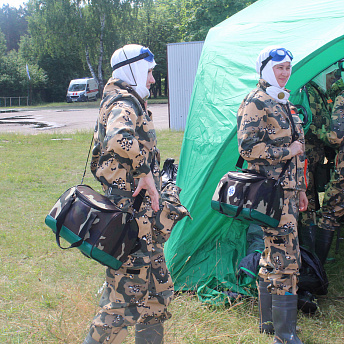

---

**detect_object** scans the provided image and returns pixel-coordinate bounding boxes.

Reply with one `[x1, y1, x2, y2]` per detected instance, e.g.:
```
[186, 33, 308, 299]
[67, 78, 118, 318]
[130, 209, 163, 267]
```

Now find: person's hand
[289, 141, 304, 157]
[299, 191, 308, 212]
[132, 171, 160, 212]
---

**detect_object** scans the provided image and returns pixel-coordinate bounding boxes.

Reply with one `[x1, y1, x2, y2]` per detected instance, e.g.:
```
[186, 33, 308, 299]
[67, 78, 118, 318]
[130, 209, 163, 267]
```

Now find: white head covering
[312, 64, 338, 93]
[256, 45, 293, 103]
[111, 44, 156, 99]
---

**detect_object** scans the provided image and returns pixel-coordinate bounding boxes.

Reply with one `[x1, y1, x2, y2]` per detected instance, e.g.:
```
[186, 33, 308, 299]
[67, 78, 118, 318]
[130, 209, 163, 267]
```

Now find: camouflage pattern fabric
[91, 78, 160, 216]
[325, 90, 344, 146]
[237, 79, 307, 193]
[85, 78, 176, 344]
[259, 190, 301, 295]
[299, 82, 335, 227]
[237, 79, 306, 295]
[318, 91, 344, 231]
[326, 78, 344, 102]
[86, 216, 174, 343]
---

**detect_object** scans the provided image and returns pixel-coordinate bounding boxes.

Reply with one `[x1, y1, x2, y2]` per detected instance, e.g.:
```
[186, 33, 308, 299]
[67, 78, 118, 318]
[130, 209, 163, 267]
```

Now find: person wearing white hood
[237, 46, 308, 344]
[82, 44, 186, 344]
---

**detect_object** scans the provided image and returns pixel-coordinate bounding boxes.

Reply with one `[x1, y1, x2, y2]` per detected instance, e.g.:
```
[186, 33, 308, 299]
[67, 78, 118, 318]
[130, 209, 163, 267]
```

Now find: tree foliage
[0, 0, 255, 103]
[0, 4, 28, 51]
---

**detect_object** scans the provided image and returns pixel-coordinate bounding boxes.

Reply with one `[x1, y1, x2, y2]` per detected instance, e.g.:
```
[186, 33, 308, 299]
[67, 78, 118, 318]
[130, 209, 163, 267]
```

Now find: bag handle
[54, 192, 98, 250]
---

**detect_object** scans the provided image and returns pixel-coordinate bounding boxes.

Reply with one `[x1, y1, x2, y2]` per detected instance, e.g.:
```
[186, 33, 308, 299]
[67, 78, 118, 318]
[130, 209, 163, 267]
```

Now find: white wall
[167, 41, 204, 131]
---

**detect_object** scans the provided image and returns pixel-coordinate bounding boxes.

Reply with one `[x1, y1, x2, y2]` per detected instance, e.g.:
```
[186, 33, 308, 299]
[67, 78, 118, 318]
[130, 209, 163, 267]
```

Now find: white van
[66, 78, 99, 103]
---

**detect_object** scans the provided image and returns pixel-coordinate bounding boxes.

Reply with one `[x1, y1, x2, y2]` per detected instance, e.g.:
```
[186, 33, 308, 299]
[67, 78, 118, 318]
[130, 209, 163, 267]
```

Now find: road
[0, 103, 169, 134]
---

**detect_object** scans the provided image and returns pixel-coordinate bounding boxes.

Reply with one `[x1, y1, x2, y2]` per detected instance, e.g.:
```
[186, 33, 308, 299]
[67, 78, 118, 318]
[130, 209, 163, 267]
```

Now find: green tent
[164, 0, 344, 304]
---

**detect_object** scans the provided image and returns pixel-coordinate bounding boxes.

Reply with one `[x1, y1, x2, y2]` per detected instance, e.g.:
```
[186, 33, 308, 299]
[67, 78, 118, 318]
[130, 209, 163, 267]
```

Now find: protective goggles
[260, 48, 293, 75]
[112, 47, 154, 71]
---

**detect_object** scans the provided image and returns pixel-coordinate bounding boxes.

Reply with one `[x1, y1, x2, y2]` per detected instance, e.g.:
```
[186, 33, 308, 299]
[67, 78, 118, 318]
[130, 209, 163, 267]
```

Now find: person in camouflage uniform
[82, 44, 174, 344]
[237, 46, 308, 344]
[298, 65, 343, 264]
[315, 89, 344, 263]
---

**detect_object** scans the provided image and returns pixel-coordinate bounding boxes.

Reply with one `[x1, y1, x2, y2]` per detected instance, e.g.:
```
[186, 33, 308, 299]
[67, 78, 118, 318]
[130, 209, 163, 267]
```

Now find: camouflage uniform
[85, 78, 174, 343]
[298, 81, 334, 228]
[237, 79, 307, 295]
[318, 91, 344, 231]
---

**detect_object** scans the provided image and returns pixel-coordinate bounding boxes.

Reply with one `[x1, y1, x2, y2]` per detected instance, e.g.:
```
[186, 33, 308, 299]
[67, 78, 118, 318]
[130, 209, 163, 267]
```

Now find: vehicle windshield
[68, 83, 86, 92]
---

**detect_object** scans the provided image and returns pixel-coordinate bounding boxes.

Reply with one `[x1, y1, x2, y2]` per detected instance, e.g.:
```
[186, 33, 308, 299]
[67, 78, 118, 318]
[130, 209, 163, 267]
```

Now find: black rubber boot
[315, 228, 335, 265]
[135, 323, 164, 344]
[272, 294, 303, 344]
[258, 280, 274, 334]
[298, 224, 316, 253]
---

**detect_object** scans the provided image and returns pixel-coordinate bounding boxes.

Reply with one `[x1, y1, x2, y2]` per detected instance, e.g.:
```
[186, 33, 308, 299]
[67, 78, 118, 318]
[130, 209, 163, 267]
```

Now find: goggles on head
[112, 47, 154, 71]
[260, 48, 293, 76]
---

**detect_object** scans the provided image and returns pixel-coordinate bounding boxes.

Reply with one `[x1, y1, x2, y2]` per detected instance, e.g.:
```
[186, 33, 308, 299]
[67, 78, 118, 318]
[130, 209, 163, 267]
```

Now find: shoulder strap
[81, 135, 156, 212]
[236, 104, 297, 181]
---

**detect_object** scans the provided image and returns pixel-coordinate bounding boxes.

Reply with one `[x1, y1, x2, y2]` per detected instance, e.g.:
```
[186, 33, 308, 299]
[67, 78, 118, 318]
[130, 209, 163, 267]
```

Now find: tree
[0, 49, 47, 102]
[0, 29, 6, 60]
[27, 0, 86, 101]
[179, 0, 257, 41]
[75, 0, 122, 97]
[0, 4, 28, 52]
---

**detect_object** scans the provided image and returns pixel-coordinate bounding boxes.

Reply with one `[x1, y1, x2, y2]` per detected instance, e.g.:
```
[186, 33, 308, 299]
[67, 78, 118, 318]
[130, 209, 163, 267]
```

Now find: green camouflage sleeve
[327, 78, 344, 101]
[325, 91, 344, 146]
[237, 93, 293, 165]
[306, 83, 332, 145]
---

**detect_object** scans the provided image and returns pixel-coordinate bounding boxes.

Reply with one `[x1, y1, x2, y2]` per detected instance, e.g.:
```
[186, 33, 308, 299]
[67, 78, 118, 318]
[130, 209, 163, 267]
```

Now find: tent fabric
[164, 0, 344, 302]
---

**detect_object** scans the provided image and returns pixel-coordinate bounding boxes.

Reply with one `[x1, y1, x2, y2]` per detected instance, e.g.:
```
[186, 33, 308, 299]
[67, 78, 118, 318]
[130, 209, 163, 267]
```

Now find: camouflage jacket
[237, 79, 307, 191]
[326, 78, 344, 102]
[304, 81, 334, 148]
[91, 78, 161, 215]
[325, 90, 344, 147]
[326, 91, 344, 179]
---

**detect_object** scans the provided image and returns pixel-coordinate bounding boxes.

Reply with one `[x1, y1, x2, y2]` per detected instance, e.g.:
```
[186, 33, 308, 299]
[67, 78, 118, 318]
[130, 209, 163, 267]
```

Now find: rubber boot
[258, 280, 274, 334]
[135, 323, 164, 344]
[272, 294, 303, 344]
[298, 224, 316, 253]
[315, 227, 335, 265]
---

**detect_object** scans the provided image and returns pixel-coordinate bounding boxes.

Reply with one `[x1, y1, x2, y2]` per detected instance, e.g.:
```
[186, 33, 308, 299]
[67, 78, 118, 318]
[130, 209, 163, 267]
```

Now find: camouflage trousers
[299, 145, 324, 227]
[84, 214, 174, 344]
[259, 190, 301, 295]
[318, 175, 344, 231]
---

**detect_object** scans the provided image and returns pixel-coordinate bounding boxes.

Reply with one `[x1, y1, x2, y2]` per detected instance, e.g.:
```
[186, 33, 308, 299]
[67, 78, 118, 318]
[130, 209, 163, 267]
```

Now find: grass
[0, 130, 343, 343]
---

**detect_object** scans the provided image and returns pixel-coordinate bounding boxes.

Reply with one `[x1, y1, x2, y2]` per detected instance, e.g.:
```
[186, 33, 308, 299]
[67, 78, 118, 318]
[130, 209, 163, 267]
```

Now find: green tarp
[164, 0, 344, 303]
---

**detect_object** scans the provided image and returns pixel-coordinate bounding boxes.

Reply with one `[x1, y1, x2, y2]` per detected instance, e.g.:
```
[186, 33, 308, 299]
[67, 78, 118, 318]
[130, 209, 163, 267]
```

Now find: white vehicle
[66, 78, 99, 103]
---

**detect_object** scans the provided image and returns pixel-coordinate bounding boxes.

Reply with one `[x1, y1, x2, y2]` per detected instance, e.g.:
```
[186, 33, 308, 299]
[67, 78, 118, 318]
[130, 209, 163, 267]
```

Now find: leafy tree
[0, 29, 6, 60]
[0, 4, 28, 51]
[75, 0, 122, 96]
[27, 0, 86, 101]
[179, 0, 257, 41]
[0, 49, 47, 102]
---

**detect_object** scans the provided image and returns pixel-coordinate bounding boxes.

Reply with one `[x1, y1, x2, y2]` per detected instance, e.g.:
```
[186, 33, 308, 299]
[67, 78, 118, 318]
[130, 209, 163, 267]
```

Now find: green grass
[0, 131, 343, 343]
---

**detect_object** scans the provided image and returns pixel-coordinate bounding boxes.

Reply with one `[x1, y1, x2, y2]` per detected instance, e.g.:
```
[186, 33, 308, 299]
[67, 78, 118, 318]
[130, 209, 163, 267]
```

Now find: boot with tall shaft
[258, 280, 274, 334]
[315, 227, 334, 265]
[135, 323, 164, 344]
[272, 294, 303, 344]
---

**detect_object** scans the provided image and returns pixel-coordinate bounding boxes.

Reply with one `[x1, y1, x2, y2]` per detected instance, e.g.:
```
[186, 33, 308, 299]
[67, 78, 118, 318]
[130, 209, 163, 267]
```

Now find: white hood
[111, 44, 156, 99]
[256, 45, 293, 103]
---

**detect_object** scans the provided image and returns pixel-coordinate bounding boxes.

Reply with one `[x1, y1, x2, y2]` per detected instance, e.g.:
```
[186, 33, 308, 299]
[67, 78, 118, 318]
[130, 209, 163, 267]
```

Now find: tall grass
[0, 131, 343, 343]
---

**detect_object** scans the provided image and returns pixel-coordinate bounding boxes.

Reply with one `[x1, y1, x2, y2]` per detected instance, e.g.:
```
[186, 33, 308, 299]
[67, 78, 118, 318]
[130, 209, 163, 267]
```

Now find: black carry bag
[211, 156, 291, 228]
[45, 136, 144, 270]
[45, 184, 141, 270]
